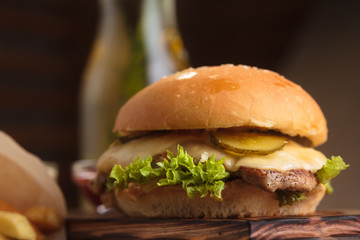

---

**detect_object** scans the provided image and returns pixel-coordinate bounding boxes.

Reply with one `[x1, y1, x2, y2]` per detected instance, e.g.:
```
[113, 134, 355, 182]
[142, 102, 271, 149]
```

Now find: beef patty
[231, 167, 318, 193]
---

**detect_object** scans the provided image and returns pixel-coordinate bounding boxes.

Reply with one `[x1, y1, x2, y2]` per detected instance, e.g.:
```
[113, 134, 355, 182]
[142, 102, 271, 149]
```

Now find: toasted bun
[114, 64, 327, 146]
[0, 131, 66, 219]
[114, 180, 326, 218]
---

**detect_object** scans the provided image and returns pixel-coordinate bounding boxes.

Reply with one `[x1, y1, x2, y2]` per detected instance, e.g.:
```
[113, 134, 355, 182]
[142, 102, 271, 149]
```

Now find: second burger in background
[93, 64, 348, 218]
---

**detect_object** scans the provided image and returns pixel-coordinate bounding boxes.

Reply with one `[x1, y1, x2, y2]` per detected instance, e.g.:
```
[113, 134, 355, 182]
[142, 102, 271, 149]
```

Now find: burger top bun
[114, 64, 327, 147]
[0, 131, 66, 218]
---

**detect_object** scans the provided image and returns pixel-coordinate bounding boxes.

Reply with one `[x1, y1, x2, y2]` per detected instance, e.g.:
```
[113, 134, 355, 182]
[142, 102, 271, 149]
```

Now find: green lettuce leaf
[315, 156, 349, 193]
[108, 156, 163, 190]
[277, 191, 307, 206]
[108, 145, 230, 200]
[278, 156, 348, 206]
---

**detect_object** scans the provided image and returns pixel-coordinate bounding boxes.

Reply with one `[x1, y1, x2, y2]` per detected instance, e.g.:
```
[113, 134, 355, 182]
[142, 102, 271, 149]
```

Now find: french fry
[0, 200, 45, 240]
[0, 211, 36, 240]
[0, 233, 10, 240]
[0, 199, 62, 239]
[24, 206, 63, 233]
[30, 223, 46, 240]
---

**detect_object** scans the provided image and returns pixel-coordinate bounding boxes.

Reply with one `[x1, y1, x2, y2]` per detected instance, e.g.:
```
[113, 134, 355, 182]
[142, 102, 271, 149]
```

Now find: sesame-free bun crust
[113, 180, 326, 218]
[114, 64, 327, 147]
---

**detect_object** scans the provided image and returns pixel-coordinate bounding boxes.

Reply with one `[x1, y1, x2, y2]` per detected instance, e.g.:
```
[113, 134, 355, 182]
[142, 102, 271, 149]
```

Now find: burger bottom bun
[114, 180, 325, 218]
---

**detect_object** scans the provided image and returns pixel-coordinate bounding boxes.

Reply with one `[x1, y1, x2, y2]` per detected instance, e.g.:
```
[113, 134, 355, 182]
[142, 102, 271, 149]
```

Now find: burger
[92, 64, 348, 218]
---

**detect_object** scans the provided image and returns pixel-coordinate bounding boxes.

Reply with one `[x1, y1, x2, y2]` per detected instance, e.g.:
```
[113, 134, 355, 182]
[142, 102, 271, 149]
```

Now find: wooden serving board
[66, 211, 360, 240]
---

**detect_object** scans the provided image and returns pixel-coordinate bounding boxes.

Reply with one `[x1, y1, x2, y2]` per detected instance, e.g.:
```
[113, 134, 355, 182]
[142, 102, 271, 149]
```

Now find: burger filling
[94, 129, 348, 206]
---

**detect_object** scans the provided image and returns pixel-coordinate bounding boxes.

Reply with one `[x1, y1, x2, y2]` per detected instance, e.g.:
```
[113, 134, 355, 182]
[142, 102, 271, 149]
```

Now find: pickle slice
[210, 130, 287, 155]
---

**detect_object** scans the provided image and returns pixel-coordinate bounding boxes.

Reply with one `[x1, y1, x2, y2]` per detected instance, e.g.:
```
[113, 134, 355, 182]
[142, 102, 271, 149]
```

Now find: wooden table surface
[66, 210, 360, 240]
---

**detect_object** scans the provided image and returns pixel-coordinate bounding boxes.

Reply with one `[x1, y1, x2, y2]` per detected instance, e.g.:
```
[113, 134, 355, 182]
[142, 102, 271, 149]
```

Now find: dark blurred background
[0, 0, 359, 209]
[0, 0, 98, 207]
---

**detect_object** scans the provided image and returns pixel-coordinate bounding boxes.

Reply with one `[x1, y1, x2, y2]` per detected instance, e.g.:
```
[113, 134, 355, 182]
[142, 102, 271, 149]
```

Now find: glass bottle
[79, 0, 188, 160]
[79, 0, 143, 160]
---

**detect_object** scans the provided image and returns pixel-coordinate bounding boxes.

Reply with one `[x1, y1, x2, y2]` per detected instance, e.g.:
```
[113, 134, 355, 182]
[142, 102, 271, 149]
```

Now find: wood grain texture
[250, 215, 360, 239]
[67, 218, 249, 240]
[66, 211, 360, 240]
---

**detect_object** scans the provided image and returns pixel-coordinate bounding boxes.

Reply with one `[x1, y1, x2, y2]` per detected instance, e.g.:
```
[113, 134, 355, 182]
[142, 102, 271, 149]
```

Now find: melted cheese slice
[98, 133, 327, 173]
